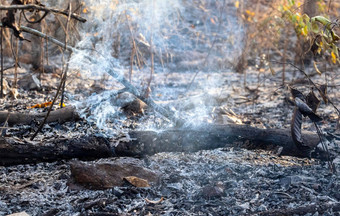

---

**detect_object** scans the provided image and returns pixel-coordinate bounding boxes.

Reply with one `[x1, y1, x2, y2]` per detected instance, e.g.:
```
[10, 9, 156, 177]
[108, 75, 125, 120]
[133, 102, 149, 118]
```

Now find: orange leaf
[235, 1, 239, 9]
[331, 51, 337, 64]
[28, 101, 52, 109]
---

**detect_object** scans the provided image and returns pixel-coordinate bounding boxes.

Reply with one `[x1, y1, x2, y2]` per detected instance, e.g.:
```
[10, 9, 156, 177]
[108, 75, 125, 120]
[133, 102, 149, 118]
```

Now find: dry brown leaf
[123, 176, 150, 187]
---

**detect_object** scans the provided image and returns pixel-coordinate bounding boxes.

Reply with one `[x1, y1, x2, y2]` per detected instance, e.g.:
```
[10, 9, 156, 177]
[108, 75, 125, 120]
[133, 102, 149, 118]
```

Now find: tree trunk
[294, 0, 318, 66]
[0, 124, 325, 166]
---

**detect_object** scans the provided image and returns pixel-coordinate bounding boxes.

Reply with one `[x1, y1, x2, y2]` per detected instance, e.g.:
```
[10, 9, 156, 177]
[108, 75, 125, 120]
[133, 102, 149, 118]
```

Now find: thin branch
[14, 12, 22, 88]
[61, 2, 72, 108]
[0, 4, 86, 23]
[0, 27, 3, 99]
[31, 52, 72, 140]
[314, 122, 334, 173]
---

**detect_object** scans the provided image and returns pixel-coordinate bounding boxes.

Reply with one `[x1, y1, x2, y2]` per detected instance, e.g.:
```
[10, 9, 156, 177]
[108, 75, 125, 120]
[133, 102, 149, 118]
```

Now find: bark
[295, 0, 318, 65]
[0, 4, 86, 23]
[0, 136, 111, 166]
[116, 124, 320, 157]
[0, 106, 79, 126]
[303, 0, 318, 18]
[0, 124, 325, 166]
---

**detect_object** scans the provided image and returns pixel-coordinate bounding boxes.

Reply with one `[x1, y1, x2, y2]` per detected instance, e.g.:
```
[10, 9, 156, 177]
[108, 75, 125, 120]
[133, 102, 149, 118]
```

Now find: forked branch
[0, 4, 87, 23]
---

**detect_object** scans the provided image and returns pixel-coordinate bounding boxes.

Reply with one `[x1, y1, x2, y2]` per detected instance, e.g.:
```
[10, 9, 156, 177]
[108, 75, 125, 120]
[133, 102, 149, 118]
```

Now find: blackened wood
[116, 124, 320, 157]
[0, 136, 112, 166]
[0, 4, 87, 23]
[0, 124, 323, 166]
[0, 106, 79, 126]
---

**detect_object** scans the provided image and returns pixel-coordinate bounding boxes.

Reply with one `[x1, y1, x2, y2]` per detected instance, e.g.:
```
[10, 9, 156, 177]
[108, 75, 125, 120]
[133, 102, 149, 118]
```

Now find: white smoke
[65, 0, 244, 133]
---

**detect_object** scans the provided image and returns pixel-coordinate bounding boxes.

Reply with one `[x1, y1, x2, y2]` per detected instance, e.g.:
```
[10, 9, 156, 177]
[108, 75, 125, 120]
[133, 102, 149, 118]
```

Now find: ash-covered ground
[0, 67, 339, 215]
[0, 1, 339, 215]
[0, 147, 339, 215]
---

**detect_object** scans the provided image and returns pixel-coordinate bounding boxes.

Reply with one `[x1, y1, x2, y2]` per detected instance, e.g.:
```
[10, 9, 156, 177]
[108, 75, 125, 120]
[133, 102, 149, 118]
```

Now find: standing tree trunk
[294, 0, 318, 66]
[303, 0, 318, 18]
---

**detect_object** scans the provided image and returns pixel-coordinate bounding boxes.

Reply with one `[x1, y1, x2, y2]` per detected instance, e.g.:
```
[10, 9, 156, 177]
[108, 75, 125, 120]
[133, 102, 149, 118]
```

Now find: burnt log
[0, 124, 325, 166]
[0, 106, 79, 126]
[116, 124, 320, 157]
[0, 136, 112, 166]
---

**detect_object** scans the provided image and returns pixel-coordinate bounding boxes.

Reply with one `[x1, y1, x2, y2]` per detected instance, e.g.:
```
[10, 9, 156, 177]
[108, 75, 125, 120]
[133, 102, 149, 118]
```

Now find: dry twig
[0, 4, 86, 23]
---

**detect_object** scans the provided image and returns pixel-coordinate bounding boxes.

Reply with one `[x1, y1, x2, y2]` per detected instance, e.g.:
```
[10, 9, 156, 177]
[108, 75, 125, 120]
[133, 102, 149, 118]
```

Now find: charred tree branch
[0, 124, 329, 166]
[0, 106, 79, 126]
[0, 4, 86, 23]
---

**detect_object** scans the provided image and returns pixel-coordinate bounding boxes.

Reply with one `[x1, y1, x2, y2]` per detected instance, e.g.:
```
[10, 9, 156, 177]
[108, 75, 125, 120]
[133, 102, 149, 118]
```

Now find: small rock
[113, 187, 124, 198]
[114, 92, 147, 116]
[312, 183, 321, 192]
[69, 158, 160, 190]
[18, 74, 41, 90]
[201, 183, 224, 199]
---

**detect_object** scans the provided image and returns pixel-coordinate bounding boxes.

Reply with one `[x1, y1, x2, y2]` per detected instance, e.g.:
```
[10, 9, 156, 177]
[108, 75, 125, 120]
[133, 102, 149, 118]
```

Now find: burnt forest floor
[0, 61, 340, 215]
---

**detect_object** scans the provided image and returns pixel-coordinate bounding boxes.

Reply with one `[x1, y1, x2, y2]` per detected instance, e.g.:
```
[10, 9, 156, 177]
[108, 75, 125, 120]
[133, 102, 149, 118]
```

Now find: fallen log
[0, 106, 79, 126]
[0, 136, 111, 166]
[116, 124, 320, 157]
[0, 124, 326, 166]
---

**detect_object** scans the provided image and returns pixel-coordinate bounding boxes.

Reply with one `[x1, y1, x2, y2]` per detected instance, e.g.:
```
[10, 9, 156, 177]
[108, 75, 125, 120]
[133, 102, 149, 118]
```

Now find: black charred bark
[0, 106, 79, 126]
[0, 136, 112, 166]
[0, 124, 328, 166]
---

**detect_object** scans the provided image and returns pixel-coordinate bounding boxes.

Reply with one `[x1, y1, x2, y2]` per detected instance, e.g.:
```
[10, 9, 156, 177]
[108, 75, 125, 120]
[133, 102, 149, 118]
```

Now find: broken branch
[0, 106, 79, 126]
[0, 124, 329, 166]
[0, 4, 87, 23]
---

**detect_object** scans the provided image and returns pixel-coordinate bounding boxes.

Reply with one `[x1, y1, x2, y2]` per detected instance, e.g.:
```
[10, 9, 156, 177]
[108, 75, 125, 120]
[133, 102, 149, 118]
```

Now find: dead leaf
[313, 61, 322, 75]
[27, 101, 52, 109]
[235, 1, 239, 9]
[291, 107, 303, 146]
[123, 176, 150, 187]
[145, 197, 164, 204]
